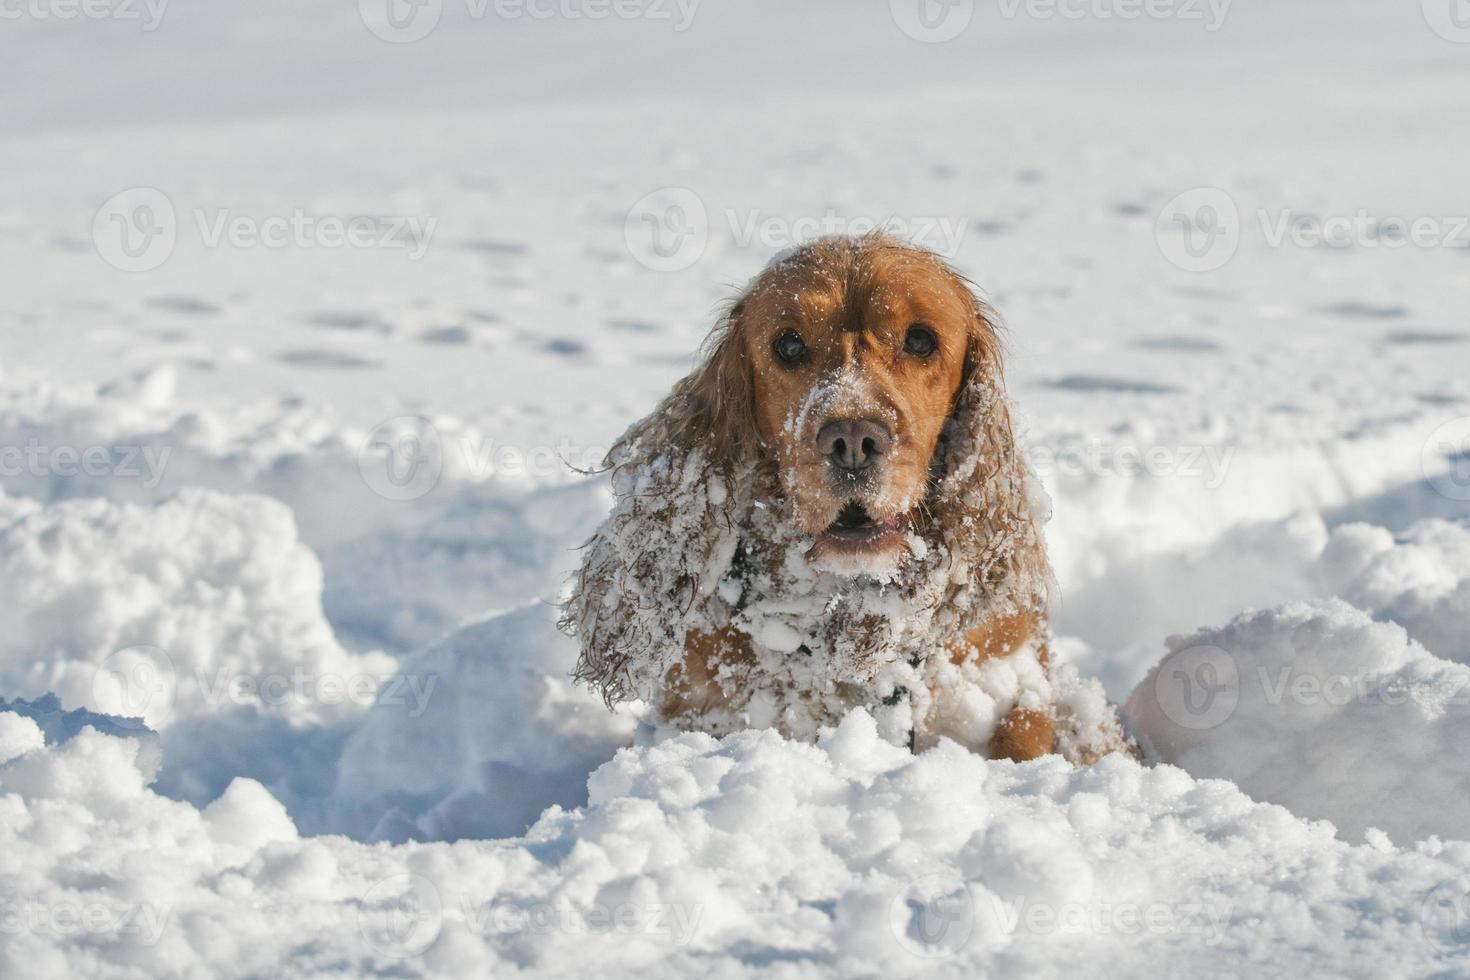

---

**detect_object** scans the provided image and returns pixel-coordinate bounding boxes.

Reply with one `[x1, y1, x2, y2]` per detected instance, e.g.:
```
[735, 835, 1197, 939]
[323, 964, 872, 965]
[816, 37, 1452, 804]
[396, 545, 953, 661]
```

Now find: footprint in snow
[1382, 330, 1466, 346]
[1322, 302, 1409, 320]
[1136, 336, 1223, 353]
[147, 295, 222, 317]
[277, 349, 382, 370]
[1043, 374, 1181, 395]
[417, 326, 472, 346]
[309, 312, 393, 333]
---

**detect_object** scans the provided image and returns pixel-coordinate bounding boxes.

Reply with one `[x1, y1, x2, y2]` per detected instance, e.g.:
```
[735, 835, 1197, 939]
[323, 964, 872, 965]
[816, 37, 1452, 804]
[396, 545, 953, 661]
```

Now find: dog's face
[731, 239, 980, 572]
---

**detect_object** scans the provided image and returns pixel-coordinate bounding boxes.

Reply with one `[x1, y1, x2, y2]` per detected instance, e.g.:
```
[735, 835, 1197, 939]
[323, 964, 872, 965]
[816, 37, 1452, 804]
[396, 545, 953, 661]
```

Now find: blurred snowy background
[2, 1, 1470, 975]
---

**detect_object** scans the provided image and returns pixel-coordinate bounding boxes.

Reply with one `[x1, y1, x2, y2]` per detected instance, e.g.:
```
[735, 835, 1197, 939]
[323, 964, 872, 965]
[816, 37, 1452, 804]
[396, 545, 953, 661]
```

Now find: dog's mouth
[806, 502, 910, 575]
[823, 502, 900, 542]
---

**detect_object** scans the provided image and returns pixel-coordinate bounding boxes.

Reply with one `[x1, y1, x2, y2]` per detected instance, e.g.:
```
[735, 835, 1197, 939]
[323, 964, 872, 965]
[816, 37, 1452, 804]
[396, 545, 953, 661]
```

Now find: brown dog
[563, 234, 1129, 762]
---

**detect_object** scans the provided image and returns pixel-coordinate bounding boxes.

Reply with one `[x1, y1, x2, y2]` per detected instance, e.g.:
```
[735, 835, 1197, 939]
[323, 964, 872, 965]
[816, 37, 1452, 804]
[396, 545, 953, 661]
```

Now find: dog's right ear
[643, 298, 757, 473]
[560, 299, 754, 705]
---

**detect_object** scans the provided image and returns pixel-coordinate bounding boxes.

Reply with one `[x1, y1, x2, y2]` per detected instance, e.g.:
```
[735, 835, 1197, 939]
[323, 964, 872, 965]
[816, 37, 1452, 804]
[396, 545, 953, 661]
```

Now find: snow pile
[4, 708, 1470, 977]
[1321, 520, 1470, 666]
[0, 376, 609, 651]
[0, 487, 393, 730]
[1058, 512, 1470, 698]
[331, 605, 636, 843]
[1128, 598, 1470, 842]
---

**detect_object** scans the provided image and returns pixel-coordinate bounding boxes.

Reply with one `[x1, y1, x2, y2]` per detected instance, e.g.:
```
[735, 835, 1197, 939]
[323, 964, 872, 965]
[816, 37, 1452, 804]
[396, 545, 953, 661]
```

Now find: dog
[562, 234, 1131, 763]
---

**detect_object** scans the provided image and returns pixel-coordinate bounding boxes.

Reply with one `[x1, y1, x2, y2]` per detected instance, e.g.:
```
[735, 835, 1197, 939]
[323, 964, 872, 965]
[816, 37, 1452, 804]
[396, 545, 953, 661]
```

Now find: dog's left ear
[662, 298, 759, 471]
[560, 299, 755, 705]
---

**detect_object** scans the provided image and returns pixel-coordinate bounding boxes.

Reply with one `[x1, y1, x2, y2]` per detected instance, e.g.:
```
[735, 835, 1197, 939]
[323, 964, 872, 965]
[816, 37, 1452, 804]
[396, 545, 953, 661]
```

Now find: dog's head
[565, 234, 1043, 705]
[675, 234, 1003, 573]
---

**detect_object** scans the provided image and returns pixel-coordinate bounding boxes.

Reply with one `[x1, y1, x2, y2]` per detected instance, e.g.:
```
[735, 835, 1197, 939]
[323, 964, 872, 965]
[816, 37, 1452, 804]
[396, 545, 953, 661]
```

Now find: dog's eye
[772, 330, 809, 365]
[904, 325, 939, 358]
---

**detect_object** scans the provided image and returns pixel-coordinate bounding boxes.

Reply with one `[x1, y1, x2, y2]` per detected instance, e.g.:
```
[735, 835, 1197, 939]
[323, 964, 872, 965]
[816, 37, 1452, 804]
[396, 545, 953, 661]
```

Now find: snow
[4, 0, 1470, 974]
[1129, 598, 1470, 843]
[5, 708, 1470, 977]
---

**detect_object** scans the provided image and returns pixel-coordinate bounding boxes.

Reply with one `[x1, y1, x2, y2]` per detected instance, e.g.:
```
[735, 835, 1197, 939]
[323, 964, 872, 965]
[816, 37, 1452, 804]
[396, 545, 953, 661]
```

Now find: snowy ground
[3, 0, 1470, 975]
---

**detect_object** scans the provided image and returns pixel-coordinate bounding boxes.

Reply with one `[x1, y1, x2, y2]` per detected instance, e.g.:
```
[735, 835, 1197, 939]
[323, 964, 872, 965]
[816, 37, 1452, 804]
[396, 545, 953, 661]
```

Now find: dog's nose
[816, 418, 893, 472]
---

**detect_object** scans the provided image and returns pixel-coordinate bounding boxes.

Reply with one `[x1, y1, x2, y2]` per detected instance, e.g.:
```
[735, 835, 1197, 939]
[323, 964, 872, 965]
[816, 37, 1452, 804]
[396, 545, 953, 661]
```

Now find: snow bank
[1058, 511, 1470, 699]
[0, 487, 393, 730]
[331, 604, 636, 843]
[1128, 598, 1470, 842]
[0, 376, 610, 652]
[5, 709, 1470, 977]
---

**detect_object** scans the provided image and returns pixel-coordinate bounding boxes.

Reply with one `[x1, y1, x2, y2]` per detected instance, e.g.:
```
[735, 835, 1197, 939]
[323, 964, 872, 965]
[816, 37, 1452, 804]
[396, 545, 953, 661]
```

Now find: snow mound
[331, 604, 636, 843]
[1128, 598, 1470, 842]
[0, 487, 394, 730]
[0, 376, 611, 652]
[0, 693, 161, 777]
[1322, 520, 1470, 665]
[5, 711, 1470, 977]
[1058, 511, 1470, 699]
